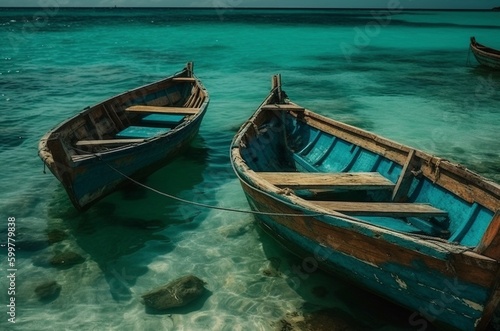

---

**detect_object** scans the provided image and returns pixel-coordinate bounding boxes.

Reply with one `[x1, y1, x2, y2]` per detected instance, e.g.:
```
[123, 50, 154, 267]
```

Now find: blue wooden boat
[470, 37, 500, 70]
[231, 75, 500, 330]
[39, 62, 209, 210]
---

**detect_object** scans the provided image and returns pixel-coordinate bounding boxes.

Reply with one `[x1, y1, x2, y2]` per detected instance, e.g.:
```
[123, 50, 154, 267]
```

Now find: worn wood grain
[392, 149, 419, 202]
[312, 201, 447, 217]
[75, 139, 145, 146]
[171, 77, 196, 82]
[476, 211, 500, 259]
[258, 172, 395, 190]
[261, 104, 305, 112]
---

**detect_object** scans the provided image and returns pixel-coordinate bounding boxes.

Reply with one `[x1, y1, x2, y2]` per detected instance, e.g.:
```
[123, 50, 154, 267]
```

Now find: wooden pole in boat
[272, 74, 283, 103]
[186, 62, 193, 77]
[272, 74, 278, 89]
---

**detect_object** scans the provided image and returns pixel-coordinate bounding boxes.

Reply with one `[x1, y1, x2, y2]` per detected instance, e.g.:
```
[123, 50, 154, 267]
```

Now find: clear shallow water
[1, 8, 499, 331]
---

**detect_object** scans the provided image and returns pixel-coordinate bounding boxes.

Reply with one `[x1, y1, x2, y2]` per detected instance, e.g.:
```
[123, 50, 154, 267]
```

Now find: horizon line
[0, 6, 496, 11]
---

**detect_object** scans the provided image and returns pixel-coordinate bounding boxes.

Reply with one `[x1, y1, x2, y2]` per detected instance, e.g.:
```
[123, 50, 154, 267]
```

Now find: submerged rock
[50, 251, 85, 268]
[218, 221, 253, 238]
[141, 274, 206, 310]
[35, 280, 61, 301]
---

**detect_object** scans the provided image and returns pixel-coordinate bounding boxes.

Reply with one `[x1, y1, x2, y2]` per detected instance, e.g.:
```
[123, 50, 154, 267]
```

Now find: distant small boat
[39, 62, 209, 210]
[231, 75, 500, 331]
[470, 36, 500, 69]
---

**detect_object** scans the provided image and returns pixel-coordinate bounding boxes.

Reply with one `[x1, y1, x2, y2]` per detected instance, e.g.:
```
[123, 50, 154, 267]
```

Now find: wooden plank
[475, 211, 500, 260]
[171, 77, 196, 82]
[392, 149, 421, 202]
[125, 105, 199, 115]
[87, 113, 103, 139]
[184, 87, 197, 108]
[312, 201, 448, 218]
[192, 88, 204, 108]
[75, 139, 145, 146]
[289, 110, 409, 164]
[262, 104, 305, 112]
[109, 103, 131, 125]
[101, 105, 119, 132]
[258, 172, 395, 190]
[103, 104, 124, 130]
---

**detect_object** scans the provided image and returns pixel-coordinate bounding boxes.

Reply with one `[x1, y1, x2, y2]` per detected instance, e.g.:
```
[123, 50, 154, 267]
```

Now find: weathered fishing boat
[470, 37, 500, 69]
[39, 62, 209, 210]
[231, 75, 500, 330]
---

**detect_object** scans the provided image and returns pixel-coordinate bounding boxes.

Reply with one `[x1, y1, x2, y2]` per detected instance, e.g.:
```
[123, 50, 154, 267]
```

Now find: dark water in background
[0, 7, 499, 330]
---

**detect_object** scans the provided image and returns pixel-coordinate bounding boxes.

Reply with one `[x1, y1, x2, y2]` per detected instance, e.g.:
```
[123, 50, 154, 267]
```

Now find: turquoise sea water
[1, 7, 500, 331]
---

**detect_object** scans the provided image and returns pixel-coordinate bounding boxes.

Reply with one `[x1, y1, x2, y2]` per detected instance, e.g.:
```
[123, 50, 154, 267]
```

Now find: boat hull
[39, 63, 209, 210]
[237, 177, 498, 330]
[470, 37, 500, 69]
[54, 113, 204, 209]
[472, 51, 500, 69]
[231, 75, 500, 330]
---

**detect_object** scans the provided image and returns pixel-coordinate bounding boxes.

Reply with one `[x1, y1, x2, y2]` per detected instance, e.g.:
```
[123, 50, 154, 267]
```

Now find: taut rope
[104, 161, 324, 217]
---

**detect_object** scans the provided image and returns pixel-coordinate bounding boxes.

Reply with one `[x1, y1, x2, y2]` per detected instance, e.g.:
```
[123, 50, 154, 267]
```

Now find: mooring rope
[104, 161, 324, 217]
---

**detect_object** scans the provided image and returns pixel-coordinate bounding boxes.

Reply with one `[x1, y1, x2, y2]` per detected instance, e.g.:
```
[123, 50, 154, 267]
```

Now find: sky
[0, 0, 497, 9]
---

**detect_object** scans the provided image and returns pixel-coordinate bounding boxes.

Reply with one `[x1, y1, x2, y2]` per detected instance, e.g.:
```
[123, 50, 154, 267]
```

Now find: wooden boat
[39, 62, 209, 211]
[231, 75, 500, 330]
[470, 37, 500, 69]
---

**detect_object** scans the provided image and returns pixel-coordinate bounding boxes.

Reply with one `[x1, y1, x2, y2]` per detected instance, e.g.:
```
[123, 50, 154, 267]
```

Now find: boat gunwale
[470, 37, 500, 59]
[470, 36, 500, 71]
[38, 64, 209, 166]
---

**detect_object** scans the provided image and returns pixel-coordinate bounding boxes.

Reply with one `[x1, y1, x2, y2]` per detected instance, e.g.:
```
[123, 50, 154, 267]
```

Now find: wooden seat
[171, 77, 196, 82]
[75, 139, 145, 146]
[125, 105, 199, 115]
[258, 172, 395, 191]
[312, 201, 448, 218]
[261, 104, 305, 112]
